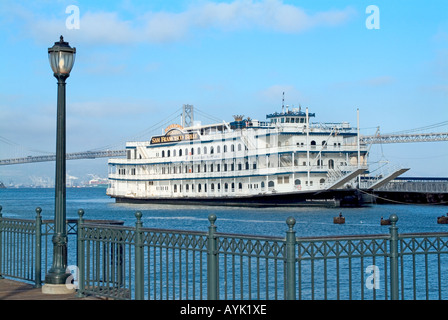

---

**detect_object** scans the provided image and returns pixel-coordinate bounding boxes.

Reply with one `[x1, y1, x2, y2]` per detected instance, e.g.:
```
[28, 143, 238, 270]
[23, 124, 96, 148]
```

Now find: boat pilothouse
[107, 105, 374, 206]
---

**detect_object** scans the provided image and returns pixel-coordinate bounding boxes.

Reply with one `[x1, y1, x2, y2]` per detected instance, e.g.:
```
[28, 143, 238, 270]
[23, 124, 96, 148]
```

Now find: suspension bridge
[1, 107, 447, 166]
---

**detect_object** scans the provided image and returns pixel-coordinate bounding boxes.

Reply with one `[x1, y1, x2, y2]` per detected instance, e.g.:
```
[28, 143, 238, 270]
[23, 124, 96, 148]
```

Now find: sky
[0, 0, 447, 186]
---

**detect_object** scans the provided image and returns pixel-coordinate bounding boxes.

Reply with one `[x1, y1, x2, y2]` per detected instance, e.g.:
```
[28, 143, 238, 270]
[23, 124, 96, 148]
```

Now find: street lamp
[43, 36, 76, 293]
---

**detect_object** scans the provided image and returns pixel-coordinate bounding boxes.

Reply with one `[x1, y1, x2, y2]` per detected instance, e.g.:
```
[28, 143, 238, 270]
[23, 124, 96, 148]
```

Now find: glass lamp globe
[48, 35, 76, 76]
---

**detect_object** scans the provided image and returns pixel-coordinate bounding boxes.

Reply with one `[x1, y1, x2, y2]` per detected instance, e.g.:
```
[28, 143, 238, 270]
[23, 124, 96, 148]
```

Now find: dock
[0, 279, 99, 300]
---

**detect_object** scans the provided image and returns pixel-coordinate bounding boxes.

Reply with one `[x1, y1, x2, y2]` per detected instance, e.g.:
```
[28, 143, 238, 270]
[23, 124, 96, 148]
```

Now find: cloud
[7, 0, 356, 45]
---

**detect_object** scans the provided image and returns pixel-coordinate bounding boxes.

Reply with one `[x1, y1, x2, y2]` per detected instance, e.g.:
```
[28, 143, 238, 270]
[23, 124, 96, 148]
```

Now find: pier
[362, 177, 448, 204]
[0, 278, 99, 300]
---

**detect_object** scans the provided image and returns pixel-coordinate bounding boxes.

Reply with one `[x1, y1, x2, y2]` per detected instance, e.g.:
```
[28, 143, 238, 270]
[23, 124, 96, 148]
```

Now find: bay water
[1, 187, 447, 237]
[2, 187, 448, 300]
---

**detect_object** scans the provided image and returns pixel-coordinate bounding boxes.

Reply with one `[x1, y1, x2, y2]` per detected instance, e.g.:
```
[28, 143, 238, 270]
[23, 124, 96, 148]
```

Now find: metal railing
[1, 204, 448, 300]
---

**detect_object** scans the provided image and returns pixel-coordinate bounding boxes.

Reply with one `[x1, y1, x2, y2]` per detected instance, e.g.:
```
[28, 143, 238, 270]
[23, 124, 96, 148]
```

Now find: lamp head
[48, 35, 76, 76]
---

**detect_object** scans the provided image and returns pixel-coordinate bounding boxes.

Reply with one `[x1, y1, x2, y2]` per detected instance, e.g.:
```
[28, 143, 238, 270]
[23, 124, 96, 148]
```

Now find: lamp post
[43, 36, 76, 293]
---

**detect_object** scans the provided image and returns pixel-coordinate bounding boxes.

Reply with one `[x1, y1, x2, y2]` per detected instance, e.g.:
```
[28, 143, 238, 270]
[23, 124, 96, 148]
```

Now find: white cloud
[9, 0, 356, 45]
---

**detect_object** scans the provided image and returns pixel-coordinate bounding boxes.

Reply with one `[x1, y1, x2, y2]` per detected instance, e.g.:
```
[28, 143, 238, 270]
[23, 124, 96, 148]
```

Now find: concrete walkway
[0, 278, 100, 300]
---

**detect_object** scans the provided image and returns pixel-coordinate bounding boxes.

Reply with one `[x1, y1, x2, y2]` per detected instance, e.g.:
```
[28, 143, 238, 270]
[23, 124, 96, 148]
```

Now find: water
[1, 187, 447, 237]
[2, 187, 448, 300]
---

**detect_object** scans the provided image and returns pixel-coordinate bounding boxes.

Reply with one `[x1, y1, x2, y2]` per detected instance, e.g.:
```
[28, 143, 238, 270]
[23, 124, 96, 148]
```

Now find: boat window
[198, 184, 201, 192]
[211, 183, 214, 191]
[231, 144, 235, 152]
[191, 148, 194, 155]
[329, 159, 335, 169]
[179, 149, 182, 156]
[261, 181, 265, 188]
[268, 181, 275, 187]
[238, 182, 242, 190]
[197, 147, 201, 155]
[210, 164, 214, 172]
[217, 146, 221, 153]
[174, 185, 177, 192]
[210, 146, 214, 154]
[295, 179, 301, 185]
[162, 150, 165, 158]
[238, 144, 242, 151]
[204, 146, 207, 154]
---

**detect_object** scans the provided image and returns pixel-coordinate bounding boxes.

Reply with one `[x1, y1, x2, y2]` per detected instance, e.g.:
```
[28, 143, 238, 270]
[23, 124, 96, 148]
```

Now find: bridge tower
[182, 104, 194, 128]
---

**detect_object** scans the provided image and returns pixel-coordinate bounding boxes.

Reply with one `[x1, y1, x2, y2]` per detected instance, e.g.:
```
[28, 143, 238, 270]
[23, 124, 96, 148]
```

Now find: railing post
[135, 211, 144, 300]
[34, 207, 42, 288]
[76, 209, 85, 297]
[389, 214, 399, 300]
[285, 217, 296, 300]
[0, 205, 3, 280]
[207, 214, 218, 300]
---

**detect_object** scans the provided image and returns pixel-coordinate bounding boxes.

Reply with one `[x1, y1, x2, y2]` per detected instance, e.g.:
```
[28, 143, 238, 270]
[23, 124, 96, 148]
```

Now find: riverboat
[107, 105, 398, 206]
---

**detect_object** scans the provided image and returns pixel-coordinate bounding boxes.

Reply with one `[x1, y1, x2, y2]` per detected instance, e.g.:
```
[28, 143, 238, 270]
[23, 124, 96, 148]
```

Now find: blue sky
[0, 0, 447, 185]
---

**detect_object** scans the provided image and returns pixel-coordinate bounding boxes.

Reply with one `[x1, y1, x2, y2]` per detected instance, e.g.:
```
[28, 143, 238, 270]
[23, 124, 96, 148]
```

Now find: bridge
[1, 131, 447, 166]
[0, 150, 126, 166]
[0, 106, 447, 166]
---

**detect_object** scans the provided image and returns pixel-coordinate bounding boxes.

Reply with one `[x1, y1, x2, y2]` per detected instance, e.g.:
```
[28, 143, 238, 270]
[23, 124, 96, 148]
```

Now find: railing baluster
[34, 207, 42, 288]
[207, 214, 218, 300]
[285, 217, 296, 300]
[389, 214, 399, 300]
[134, 211, 144, 300]
[76, 209, 85, 298]
[0, 205, 3, 280]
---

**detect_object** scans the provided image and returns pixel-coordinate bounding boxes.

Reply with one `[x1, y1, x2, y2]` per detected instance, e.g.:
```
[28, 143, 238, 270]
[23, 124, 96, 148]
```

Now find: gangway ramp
[327, 167, 367, 189]
[367, 168, 410, 190]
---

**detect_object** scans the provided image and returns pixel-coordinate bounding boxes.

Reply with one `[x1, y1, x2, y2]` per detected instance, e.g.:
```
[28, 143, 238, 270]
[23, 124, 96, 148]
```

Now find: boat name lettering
[151, 133, 199, 144]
